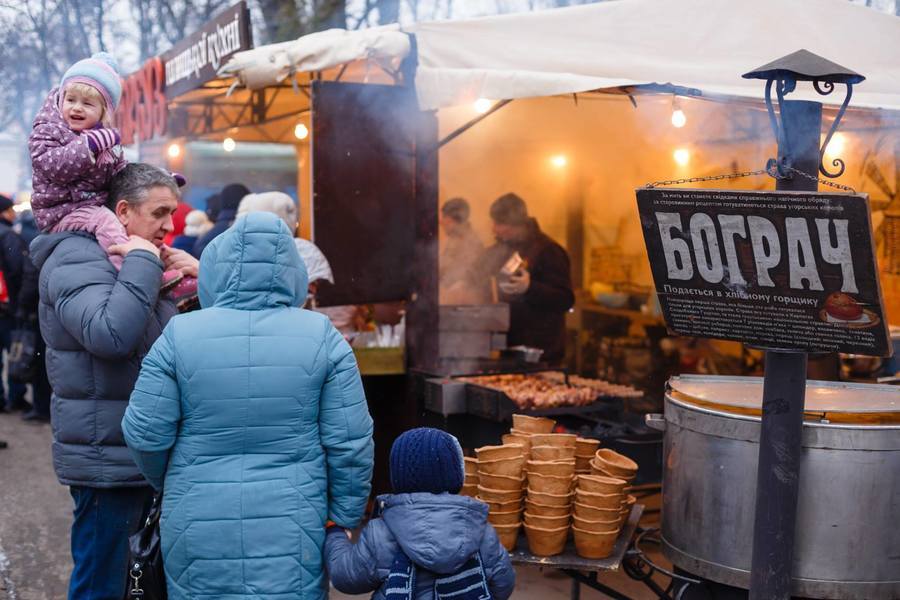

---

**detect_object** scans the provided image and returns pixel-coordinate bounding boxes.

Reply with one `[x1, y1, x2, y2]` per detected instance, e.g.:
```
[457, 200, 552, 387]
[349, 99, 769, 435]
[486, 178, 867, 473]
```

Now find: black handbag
[7, 326, 38, 384]
[125, 491, 167, 600]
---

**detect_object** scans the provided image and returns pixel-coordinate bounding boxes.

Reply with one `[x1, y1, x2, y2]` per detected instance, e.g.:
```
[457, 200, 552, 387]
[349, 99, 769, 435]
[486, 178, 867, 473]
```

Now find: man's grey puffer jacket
[31, 231, 176, 487]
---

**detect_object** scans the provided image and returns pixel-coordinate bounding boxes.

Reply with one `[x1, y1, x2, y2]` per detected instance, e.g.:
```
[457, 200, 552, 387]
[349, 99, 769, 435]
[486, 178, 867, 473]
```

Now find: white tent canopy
[219, 0, 900, 111]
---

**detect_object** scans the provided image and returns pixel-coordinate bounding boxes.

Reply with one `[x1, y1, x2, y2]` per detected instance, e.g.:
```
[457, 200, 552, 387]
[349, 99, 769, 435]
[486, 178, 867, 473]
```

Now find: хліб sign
[636, 187, 891, 356]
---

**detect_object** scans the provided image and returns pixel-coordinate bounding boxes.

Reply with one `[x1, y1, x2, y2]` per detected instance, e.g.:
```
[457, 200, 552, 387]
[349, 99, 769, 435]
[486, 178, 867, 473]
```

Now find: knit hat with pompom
[59, 52, 122, 111]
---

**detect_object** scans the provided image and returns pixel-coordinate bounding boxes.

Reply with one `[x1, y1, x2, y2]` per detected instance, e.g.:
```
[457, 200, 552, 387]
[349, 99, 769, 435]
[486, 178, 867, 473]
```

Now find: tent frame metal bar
[435, 99, 513, 151]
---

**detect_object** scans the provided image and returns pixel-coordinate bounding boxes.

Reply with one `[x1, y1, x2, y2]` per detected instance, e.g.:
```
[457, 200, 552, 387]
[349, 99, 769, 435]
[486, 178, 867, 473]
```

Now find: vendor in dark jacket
[481, 193, 574, 365]
[326, 427, 515, 599]
[30, 163, 199, 599]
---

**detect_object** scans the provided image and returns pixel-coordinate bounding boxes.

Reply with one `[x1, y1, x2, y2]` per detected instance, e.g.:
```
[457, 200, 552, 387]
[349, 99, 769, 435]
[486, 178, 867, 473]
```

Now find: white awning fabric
[219, 0, 900, 111]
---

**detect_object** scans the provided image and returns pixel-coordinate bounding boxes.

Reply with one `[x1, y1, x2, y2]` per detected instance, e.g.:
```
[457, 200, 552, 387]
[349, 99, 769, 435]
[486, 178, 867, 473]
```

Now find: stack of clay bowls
[590, 448, 639, 486]
[461, 457, 479, 498]
[574, 437, 600, 474]
[522, 432, 577, 556]
[475, 444, 526, 550]
[572, 473, 630, 558]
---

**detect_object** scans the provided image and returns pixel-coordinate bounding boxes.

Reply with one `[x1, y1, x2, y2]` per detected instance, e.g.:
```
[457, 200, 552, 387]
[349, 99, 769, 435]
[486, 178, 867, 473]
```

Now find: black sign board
[161, 1, 253, 98]
[636, 188, 891, 356]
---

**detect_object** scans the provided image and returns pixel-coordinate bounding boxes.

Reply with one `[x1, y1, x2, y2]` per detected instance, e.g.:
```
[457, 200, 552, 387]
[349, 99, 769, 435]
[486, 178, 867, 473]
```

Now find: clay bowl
[573, 502, 622, 522]
[575, 437, 601, 456]
[530, 433, 577, 449]
[527, 474, 574, 495]
[526, 459, 576, 478]
[479, 497, 523, 513]
[525, 499, 571, 517]
[477, 485, 523, 503]
[478, 472, 525, 491]
[464, 457, 478, 475]
[501, 433, 532, 455]
[573, 515, 620, 534]
[575, 489, 624, 510]
[524, 524, 569, 557]
[575, 456, 593, 472]
[594, 448, 638, 478]
[476, 444, 524, 462]
[464, 475, 479, 486]
[492, 523, 522, 552]
[576, 474, 628, 495]
[488, 509, 524, 526]
[460, 483, 478, 498]
[590, 458, 635, 483]
[512, 414, 556, 433]
[524, 511, 570, 529]
[573, 527, 618, 559]
[527, 489, 574, 507]
[531, 445, 576, 461]
[477, 456, 526, 478]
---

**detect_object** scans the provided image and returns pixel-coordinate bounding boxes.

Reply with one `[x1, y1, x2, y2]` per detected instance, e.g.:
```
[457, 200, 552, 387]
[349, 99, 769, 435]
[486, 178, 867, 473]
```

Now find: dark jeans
[68, 486, 154, 600]
[0, 316, 26, 409]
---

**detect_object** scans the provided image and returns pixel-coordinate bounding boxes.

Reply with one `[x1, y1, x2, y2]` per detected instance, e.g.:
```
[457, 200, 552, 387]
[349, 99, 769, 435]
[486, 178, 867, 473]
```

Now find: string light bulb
[474, 98, 492, 114]
[824, 132, 846, 157]
[167, 143, 181, 158]
[294, 123, 309, 140]
[223, 137, 236, 152]
[673, 148, 690, 166]
[550, 154, 568, 168]
[671, 96, 687, 128]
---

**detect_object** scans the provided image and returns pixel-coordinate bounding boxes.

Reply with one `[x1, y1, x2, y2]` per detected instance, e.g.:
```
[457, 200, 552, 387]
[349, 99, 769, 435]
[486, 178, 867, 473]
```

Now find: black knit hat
[390, 428, 465, 494]
[490, 192, 529, 225]
[219, 183, 251, 211]
[0, 195, 14, 213]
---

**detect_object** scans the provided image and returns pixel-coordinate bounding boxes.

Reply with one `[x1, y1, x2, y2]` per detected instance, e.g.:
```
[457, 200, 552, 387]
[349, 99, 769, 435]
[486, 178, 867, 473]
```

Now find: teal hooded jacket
[122, 213, 374, 599]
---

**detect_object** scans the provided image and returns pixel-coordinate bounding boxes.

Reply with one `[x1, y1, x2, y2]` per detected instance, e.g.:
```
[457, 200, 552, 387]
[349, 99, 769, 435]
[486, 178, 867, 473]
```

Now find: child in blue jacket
[325, 428, 516, 599]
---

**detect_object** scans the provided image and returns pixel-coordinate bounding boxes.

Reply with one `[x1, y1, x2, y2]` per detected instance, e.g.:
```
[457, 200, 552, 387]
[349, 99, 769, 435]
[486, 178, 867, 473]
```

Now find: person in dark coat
[325, 427, 515, 600]
[0, 195, 29, 412]
[192, 184, 248, 258]
[30, 163, 197, 599]
[481, 193, 574, 365]
[15, 237, 50, 422]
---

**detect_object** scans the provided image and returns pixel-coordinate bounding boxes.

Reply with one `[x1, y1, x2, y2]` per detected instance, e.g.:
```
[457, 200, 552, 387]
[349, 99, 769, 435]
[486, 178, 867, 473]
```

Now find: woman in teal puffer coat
[122, 212, 374, 599]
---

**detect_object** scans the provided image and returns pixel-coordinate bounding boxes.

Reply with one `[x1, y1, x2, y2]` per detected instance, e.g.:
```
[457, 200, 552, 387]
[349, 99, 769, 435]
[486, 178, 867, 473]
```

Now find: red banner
[117, 58, 167, 145]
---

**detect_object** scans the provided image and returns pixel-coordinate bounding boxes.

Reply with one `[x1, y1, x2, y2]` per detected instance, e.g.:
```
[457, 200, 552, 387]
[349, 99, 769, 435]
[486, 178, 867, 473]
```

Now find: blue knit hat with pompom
[390, 428, 465, 494]
[59, 52, 122, 111]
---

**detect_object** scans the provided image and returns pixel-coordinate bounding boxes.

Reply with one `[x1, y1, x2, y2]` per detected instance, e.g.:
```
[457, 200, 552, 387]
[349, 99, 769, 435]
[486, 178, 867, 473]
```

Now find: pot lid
[669, 375, 898, 415]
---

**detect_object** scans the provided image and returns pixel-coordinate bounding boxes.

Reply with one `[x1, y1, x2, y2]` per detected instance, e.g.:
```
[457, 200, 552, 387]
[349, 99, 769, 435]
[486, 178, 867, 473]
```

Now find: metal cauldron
[646, 375, 900, 599]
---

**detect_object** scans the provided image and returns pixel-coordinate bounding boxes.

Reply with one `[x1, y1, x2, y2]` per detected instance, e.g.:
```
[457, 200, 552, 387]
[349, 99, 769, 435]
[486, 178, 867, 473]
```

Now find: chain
[645, 169, 769, 188]
[645, 165, 857, 193]
[784, 166, 857, 193]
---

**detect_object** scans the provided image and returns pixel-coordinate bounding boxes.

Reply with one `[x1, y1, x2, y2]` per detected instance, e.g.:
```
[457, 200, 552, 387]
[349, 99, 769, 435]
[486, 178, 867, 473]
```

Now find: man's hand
[161, 245, 199, 278]
[498, 269, 531, 296]
[109, 235, 161, 259]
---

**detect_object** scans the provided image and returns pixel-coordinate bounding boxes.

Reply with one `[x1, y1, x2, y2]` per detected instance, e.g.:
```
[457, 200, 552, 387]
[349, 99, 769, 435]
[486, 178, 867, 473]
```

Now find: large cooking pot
[647, 375, 899, 599]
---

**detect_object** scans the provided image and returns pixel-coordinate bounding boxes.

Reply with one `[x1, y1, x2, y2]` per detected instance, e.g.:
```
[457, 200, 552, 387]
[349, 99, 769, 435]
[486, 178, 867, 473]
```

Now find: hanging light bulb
[550, 154, 568, 168]
[474, 98, 493, 114]
[673, 148, 690, 166]
[223, 137, 236, 152]
[294, 123, 309, 140]
[671, 96, 687, 128]
[824, 132, 846, 157]
[167, 143, 182, 158]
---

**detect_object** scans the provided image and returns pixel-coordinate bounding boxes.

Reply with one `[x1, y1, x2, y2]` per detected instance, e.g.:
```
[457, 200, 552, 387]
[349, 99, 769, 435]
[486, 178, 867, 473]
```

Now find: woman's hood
[198, 212, 308, 310]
